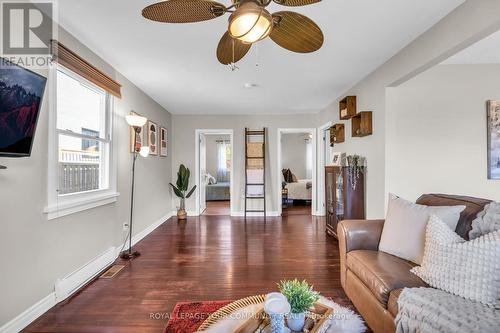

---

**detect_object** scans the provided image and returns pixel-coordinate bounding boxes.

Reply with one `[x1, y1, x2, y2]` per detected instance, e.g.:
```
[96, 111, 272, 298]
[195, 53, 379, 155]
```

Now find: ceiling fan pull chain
[229, 39, 239, 71]
[255, 43, 260, 68]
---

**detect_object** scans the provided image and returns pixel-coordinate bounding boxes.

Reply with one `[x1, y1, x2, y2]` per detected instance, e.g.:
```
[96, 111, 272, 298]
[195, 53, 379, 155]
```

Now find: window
[81, 128, 100, 151]
[45, 65, 118, 219]
[216, 140, 230, 182]
[225, 144, 231, 170]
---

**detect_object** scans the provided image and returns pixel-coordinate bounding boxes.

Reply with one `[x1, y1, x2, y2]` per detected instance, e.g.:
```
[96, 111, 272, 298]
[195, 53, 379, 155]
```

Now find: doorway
[317, 121, 332, 216]
[195, 129, 234, 216]
[277, 128, 317, 216]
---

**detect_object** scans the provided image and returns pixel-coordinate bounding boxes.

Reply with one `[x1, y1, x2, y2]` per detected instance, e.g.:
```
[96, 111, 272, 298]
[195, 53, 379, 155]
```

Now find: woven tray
[198, 295, 266, 331]
[197, 295, 333, 333]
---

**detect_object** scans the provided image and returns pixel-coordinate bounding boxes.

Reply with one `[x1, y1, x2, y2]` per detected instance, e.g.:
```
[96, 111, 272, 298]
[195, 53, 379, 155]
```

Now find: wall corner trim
[0, 211, 174, 333]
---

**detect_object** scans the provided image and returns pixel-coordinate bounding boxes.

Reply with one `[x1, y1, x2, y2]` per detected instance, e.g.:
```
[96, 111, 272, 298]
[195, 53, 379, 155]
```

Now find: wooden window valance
[51, 40, 122, 98]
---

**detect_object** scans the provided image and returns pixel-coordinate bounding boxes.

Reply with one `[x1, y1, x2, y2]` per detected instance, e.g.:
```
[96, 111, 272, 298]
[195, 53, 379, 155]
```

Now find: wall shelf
[351, 111, 372, 137]
[339, 96, 357, 120]
[330, 123, 345, 145]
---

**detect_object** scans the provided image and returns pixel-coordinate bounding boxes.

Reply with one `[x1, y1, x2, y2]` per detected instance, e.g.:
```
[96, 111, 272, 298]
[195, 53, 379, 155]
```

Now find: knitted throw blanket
[395, 288, 500, 333]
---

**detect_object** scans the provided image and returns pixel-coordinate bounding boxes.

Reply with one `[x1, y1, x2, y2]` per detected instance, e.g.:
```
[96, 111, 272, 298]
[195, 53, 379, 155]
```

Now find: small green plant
[278, 279, 320, 314]
[170, 164, 196, 212]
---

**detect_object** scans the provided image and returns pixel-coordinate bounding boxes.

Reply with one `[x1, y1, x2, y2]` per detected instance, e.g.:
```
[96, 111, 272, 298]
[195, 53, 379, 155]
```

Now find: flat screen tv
[0, 57, 47, 157]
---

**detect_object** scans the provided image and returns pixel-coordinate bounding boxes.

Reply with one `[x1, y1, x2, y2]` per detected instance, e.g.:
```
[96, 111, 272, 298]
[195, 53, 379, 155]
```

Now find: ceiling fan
[142, 0, 324, 65]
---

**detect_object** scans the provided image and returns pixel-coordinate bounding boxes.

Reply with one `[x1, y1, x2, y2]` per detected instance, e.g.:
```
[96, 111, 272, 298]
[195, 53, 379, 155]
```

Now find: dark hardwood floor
[202, 201, 230, 216]
[24, 214, 354, 333]
[282, 201, 312, 216]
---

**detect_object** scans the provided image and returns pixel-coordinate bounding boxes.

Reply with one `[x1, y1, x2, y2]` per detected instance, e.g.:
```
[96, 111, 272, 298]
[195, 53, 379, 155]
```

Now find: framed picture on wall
[487, 101, 500, 179]
[129, 115, 145, 153]
[148, 121, 158, 156]
[160, 127, 167, 157]
[332, 152, 345, 166]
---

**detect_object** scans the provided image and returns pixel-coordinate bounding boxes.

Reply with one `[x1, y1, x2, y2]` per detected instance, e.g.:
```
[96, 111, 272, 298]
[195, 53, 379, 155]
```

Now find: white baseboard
[0, 293, 56, 333]
[230, 211, 280, 217]
[186, 210, 198, 217]
[1, 211, 174, 333]
[127, 211, 174, 251]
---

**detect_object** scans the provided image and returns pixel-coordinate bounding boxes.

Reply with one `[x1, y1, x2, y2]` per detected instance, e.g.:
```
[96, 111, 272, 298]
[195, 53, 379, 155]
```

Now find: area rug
[164, 296, 365, 333]
[165, 300, 231, 333]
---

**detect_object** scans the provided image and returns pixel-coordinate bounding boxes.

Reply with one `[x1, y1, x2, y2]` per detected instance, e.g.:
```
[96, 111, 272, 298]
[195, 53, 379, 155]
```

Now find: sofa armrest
[338, 219, 385, 253]
[337, 219, 385, 289]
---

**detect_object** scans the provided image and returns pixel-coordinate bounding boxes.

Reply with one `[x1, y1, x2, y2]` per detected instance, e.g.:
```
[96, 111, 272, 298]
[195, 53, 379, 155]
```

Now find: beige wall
[282, 133, 308, 180]
[0, 28, 173, 326]
[386, 64, 500, 202]
[171, 114, 318, 214]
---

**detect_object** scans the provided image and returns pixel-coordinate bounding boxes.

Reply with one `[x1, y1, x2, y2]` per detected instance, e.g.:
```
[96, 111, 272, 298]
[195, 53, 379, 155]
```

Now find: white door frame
[317, 121, 332, 216]
[277, 128, 317, 216]
[195, 129, 234, 216]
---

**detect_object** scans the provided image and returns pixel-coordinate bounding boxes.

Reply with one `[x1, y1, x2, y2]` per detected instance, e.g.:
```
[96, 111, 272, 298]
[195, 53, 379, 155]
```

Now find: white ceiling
[57, 0, 464, 115]
[443, 29, 500, 64]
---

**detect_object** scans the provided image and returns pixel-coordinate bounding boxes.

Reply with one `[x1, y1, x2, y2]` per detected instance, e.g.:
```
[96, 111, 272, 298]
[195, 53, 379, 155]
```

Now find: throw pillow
[411, 215, 500, 306]
[379, 194, 465, 264]
[206, 173, 217, 185]
[469, 202, 500, 240]
[282, 169, 293, 183]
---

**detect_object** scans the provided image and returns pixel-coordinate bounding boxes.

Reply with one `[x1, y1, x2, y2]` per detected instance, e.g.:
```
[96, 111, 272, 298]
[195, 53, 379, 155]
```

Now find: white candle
[265, 298, 291, 315]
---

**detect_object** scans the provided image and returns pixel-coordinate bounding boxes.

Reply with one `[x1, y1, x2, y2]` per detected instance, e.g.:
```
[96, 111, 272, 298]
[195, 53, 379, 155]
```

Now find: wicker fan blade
[273, 0, 321, 7]
[142, 0, 226, 23]
[217, 31, 251, 65]
[270, 11, 323, 53]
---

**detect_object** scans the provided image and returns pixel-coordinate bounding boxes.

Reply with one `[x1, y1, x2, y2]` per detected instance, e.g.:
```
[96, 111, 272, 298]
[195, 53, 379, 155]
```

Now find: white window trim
[44, 63, 119, 220]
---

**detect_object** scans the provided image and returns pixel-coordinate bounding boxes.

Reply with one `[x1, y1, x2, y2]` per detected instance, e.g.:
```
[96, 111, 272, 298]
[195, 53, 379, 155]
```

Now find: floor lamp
[121, 112, 149, 260]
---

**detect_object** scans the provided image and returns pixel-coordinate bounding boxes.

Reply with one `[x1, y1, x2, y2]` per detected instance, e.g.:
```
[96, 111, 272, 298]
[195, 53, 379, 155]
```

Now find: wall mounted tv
[0, 58, 47, 157]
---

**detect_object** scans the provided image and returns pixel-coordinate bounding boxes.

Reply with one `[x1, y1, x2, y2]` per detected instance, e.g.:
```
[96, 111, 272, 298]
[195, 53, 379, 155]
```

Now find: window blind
[51, 40, 122, 98]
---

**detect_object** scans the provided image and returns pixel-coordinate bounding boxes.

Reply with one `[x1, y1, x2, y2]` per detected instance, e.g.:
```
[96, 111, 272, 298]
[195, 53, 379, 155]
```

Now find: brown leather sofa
[338, 194, 491, 333]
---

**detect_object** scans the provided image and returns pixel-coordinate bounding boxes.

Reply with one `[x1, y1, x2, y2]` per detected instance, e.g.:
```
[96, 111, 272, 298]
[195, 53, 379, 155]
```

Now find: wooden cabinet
[325, 166, 365, 238]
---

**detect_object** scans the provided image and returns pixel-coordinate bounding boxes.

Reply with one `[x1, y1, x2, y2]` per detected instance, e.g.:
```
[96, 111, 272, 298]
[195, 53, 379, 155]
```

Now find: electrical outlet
[123, 222, 129, 231]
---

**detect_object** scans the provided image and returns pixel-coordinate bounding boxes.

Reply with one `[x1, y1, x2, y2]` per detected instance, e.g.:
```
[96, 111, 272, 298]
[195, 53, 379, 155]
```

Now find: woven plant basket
[247, 143, 264, 158]
[247, 159, 264, 169]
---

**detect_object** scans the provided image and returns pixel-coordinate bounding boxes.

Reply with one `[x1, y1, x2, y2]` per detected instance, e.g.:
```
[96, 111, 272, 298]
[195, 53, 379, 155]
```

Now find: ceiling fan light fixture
[228, 1, 273, 44]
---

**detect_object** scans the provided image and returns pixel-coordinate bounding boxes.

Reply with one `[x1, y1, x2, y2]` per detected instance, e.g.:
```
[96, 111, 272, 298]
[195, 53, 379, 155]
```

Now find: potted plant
[346, 154, 364, 190]
[278, 279, 320, 331]
[170, 164, 196, 220]
[329, 126, 337, 147]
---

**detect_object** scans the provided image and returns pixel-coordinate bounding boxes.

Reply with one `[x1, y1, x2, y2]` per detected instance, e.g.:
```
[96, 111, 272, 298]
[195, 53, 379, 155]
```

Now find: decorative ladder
[244, 128, 266, 219]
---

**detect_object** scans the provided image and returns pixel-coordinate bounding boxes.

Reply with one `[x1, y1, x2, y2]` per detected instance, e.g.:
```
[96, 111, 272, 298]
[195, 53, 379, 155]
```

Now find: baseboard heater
[54, 247, 116, 302]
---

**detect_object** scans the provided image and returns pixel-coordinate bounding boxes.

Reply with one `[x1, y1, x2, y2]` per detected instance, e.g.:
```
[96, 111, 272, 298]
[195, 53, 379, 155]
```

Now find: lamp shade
[228, 1, 273, 44]
[126, 113, 147, 127]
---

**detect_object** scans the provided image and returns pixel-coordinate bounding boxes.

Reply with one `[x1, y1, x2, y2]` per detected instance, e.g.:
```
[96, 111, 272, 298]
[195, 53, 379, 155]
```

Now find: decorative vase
[177, 198, 187, 220]
[287, 312, 306, 331]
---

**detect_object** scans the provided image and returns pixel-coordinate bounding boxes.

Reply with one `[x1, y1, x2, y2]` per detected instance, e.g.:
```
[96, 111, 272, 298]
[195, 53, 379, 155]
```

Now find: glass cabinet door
[335, 170, 344, 223]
